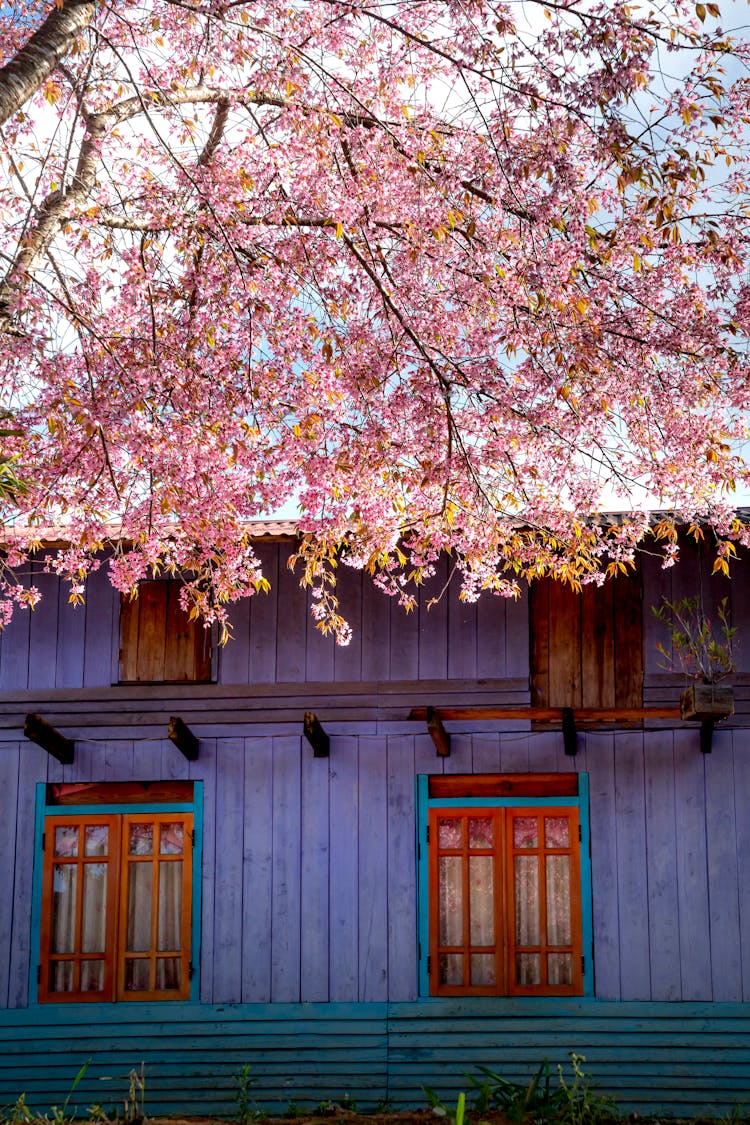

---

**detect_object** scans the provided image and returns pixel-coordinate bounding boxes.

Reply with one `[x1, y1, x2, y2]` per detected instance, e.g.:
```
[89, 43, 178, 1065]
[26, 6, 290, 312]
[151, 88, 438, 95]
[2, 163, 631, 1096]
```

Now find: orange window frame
[428, 805, 583, 997]
[39, 812, 193, 1003]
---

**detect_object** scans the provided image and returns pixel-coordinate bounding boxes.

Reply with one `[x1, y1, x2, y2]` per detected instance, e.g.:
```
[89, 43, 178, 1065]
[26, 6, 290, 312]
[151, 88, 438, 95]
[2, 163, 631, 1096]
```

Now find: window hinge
[189, 963, 195, 980]
[191, 829, 195, 848]
[36, 965, 41, 985]
[581, 955, 585, 975]
[426, 825, 430, 844]
[427, 955, 432, 975]
[578, 824, 582, 843]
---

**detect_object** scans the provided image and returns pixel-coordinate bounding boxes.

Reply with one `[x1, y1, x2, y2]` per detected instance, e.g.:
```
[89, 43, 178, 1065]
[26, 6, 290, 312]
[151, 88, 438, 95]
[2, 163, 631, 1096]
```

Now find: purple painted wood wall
[0, 540, 748, 1008]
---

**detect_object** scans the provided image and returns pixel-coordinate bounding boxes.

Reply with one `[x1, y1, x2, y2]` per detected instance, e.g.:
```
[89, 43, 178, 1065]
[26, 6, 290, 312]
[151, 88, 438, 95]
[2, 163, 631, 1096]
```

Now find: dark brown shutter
[530, 570, 642, 709]
[119, 581, 211, 682]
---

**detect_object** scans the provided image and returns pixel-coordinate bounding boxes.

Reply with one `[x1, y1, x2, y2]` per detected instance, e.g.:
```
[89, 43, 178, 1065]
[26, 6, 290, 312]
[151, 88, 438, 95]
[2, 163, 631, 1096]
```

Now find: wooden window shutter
[119, 581, 211, 683]
[530, 570, 642, 709]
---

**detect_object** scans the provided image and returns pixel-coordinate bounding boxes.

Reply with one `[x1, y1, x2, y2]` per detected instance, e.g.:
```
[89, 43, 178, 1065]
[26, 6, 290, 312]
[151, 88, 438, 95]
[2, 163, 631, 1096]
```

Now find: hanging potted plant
[652, 596, 737, 721]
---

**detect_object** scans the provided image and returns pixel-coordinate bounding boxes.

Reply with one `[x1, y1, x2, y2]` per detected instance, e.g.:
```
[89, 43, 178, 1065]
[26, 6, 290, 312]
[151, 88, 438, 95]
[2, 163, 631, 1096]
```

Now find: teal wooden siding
[1, 1001, 750, 1117]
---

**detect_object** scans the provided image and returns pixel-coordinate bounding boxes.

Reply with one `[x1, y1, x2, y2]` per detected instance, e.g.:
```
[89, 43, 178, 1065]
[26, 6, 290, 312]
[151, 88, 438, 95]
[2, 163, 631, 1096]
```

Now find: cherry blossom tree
[1, 0, 749, 639]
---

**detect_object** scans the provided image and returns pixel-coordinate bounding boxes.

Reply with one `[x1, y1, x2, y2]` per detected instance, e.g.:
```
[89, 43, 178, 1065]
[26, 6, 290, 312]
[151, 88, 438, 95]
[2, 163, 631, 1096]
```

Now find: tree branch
[0, 0, 98, 127]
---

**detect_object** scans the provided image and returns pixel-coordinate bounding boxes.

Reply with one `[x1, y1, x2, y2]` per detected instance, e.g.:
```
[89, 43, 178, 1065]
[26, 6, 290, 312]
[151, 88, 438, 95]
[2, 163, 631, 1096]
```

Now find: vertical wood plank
[190, 738, 216, 1002]
[104, 740, 134, 782]
[361, 576, 390, 682]
[614, 731, 650, 999]
[9, 743, 47, 1007]
[704, 728, 742, 1000]
[0, 572, 30, 691]
[0, 744, 19, 1007]
[55, 582, 86, 689]
[500, 733, 530, 772]
[733, 729, 750, 999]
[442, 733, 472, 775]
[548, 581, 582, 708]
[300, 744, 330, 1000]
[471, 733, 501, 774]
[614, 569, 643, 707]
[644, 731, 681, 1000]
[212, 738, 245, 1003]
[504, 585, 529, 680]
[132, 738, 168, 782]
[27, 564, 59, 690]
[161, 737, 191, 780]
[528, 729, 563, 774]
[358, 736, 388, 1000]
[390, 597, 419, 681]
[673, 728, 711, 1000]
[118, 593, 140, 684]
[219, 597, 250, 683]
[242, 738, 274, 1002]
[136, 581, 167, 681]
[305, 591, 335, 683]
[581, 582, 614, 709]
[271, 735, 302, 1001]
[329, 736, 359, 1000]
[275, 545, 306, 682]
[641, 551, 673, 678]
[334, 564, 363, 682]
[529, 579, 549, 708]
[448, 576, 477, 681]
[586, 731, 620, 998]
[248, 542, 278, 685]
[477, 593, 507, 679]
[387, 735, 417, 1000]
[418, 557, 448, 681]
[84, 558, 118, 687]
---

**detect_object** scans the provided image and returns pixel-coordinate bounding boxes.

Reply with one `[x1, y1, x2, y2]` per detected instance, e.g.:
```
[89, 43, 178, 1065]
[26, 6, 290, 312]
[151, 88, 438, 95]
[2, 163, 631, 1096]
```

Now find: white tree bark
[0, 0, 97, 127]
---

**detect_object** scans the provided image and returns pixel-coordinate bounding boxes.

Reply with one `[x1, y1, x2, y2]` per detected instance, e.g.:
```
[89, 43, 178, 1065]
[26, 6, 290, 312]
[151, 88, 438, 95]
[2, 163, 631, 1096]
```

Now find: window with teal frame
[417, 773, 593, 997]
[30, 781, 202, 1004]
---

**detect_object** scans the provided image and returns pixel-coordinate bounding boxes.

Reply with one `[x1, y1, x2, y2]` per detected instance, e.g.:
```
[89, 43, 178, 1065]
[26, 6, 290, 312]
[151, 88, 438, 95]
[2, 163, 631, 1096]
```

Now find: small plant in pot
[652, 596, 737, 720]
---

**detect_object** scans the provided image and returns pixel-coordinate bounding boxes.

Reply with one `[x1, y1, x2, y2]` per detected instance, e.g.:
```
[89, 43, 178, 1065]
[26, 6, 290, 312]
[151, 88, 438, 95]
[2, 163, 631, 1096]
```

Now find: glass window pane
[544, 817, 569, 849]
[513, 817, 538, 849]
[129, 823, 154, 855]
[469, 855, 494, 945]
[50, 961, 74, 993]
[84, 825, 109, 856]
[160, 823, 184, 855]
[127, 863, 153, 951]
[546, 855, 572, 945]
[514, 855, 539, 945]
[516, 952, 541, 986]
[438, 953, 463, 986]
[124, 959, 150, 992]
[468, 817, 493, 849]
[52, 865, 77, 953]
[439, 855, 463, 946]
[438, 818, 462, 849]
[158, 861, 183, 951]
[54, 825, 78, 857]
[156, 957, 181, 990]
[81, 863, 107, 953]
[80, 960, 105, 992]
[548, 952, 573, 986]
[470, 953, 495, 986]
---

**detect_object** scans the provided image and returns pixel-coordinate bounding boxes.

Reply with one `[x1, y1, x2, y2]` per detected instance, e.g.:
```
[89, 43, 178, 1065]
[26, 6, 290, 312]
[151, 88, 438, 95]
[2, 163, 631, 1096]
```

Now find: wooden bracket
[24, 713, 74, 765]
[304, 711, 330, 758]
[700, 718, 715, 755]
[426, 706, 451, 758]
[168, 716, 200, 761]
[562, 707, 577, 757]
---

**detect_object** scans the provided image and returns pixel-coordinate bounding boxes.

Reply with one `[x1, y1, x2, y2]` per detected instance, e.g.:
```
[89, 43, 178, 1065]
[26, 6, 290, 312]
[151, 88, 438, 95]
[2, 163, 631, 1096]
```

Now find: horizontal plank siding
[3, 1001, 750, 1116]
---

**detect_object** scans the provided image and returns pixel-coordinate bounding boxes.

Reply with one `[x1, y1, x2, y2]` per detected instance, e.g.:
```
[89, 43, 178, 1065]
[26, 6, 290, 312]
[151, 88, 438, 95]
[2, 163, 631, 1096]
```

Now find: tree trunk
[0, 0, 98, 127]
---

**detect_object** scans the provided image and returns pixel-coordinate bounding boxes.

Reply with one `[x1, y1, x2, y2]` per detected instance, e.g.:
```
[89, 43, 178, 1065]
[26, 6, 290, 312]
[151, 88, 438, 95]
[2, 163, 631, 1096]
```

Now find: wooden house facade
[0, 530, 749, 1116]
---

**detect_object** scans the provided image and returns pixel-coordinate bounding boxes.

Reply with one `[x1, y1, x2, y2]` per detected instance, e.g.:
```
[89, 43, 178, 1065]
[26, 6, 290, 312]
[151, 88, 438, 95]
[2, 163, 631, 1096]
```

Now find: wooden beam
[408, 706, 682, 723]
[426, 705, 451, 757]
[24, 713, 74, 765]
[562, 706, 577, 757]
[304, 711, 330, 758]
[168, 716, 200, 761]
